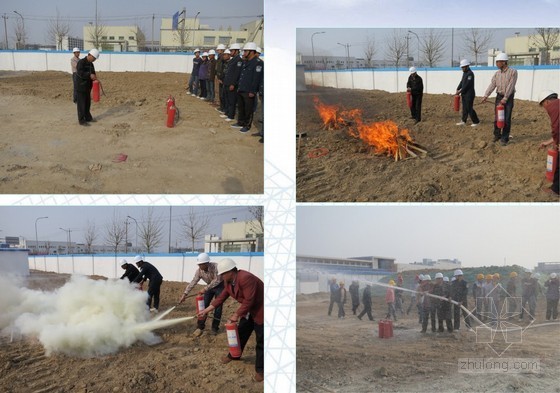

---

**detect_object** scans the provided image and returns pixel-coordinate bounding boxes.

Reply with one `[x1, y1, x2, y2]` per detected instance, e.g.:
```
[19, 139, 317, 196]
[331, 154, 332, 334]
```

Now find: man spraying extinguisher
[178, 252, 224, 336]
[198, 258, 264, 383]
[537, 90, 559, 196]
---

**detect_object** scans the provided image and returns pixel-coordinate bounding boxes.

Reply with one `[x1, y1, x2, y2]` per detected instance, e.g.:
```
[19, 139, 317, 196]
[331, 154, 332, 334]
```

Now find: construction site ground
[297, 292, 560, 393]
[0, 271, 263, 393]
[296, 87, 558, 202]
[0, 71, 263, 194]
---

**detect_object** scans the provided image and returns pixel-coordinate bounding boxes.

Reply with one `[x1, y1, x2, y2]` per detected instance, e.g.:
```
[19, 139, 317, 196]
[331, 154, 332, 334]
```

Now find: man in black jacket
[75, 49, 99, 126]
[451, 269, 471, 330]
[357, 284, 374, 321]
[133, 255, 163, 312]
[236, 42, 264, 133]
[119, 259, 139, 282]
[455, 59, 480, 127]
[349, 281, 360, 315]
[223, 43, 243, 123]
[406, 67, 423, 123]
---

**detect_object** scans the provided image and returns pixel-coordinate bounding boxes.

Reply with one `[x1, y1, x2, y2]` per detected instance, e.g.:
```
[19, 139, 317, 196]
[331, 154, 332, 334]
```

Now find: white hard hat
[197, 253, 210, 264]
[550, 273, 557, 279]
[73, 47, 81, 53]
[424, 274, 432, 281]
[202, 52, 208, 57]
[216, 44, 226, 50]
[435, 272, 443, 279]
[257, 47, 262, 54]
[443, 276, 449, 282]
[451, 277, 456, 282]
[418, 274, 425, 281]
[217, 258, 236, 275]
[223, 49, 231, 55]
[88, 49, 100, 59]
[531, 273, 541, 279]
[243, 42, 258, 51]
[409, 67, 417, 73]
[460, 59, 470, 67]
[133, 255, 144, 264]
[538, 89, 558, 104]
[454, 269, 463, 276]
[496, 53, 509, 62]
[194, 48, 200, 53]
[208, 49, 216, 55]
[120, 259, 128, 266]
[229, 43, 242, 50]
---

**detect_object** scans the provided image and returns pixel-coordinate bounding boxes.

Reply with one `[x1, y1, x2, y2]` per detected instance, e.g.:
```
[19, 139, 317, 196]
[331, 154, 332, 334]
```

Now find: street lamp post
[311, 31, 325, 71]
[59, 228, 72, 254]
[408, 30, 419, 66]
[192, 11, 200, 48]
[337, 42, 351, 69]
[127, 216, 138, 253]
[35, 216, 48, 256]
[13, 11, 24, 50]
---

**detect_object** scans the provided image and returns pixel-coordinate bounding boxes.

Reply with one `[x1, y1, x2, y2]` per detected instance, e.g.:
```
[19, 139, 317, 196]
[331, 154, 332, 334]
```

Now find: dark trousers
[461, 94, 479, 124]
[226, 88, 238, 120]
[229, 316, 264, 374]
[198, 283, 224, 330]
[421, 305, 435, 331]
[147, 279, 162, 310]
[546, 298, 558, 320]
[219, 82, 226, 110]
[410, 93, 423, 121]
[206, 80, 215, 102]
[453, 300, 471, 329]
[351, 297, 360, 314]
[552, 152, 559, 194]
[439, 304, 453, 332]
[328, 297, 337, 315]
[76, 90, 92, 123]
[199, 79, 207, 98]
[72, 73, 78, 103]
[358, 304, 373, 320]
[494, 94, 514, 142]
[237, 92, 255, 129]
[188, 74, 199, 95]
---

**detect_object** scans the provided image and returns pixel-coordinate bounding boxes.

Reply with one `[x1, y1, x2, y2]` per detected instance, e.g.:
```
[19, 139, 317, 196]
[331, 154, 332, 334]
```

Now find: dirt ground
[296, 87, 559, 202]
[0, 71, 263, 194]
[0, 271, 263, 393]
[297, 292, 560, 393]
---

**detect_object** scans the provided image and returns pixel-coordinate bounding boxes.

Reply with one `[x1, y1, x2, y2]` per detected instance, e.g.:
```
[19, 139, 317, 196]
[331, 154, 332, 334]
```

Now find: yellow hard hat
[493, 273, 500, 280]
[389, 280, 396, 286]
[485, 274, 493, 280]
[509, 271, 518, 278]
[339, 281, 344, 286]
[476, 273, 484, 280]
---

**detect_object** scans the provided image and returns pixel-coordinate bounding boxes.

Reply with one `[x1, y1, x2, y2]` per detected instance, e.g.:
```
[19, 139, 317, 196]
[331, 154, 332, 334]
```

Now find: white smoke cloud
[0, 275, 167, 357]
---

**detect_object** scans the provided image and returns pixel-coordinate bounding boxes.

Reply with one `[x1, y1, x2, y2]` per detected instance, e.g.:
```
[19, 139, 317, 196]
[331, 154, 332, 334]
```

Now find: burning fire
[312, 96, 425, 161]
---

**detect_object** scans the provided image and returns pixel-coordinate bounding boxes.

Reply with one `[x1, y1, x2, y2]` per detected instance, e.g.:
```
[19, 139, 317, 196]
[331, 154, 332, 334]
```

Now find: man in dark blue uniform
[236, 42, 264, 133]
[188, 49, 202, 96]
[407, 67, 423, 124]
[223, 43, 243, 123]
[75, 49, 99, 126]
[119, 259, 139, 282]
[455, 59, 480, 127]
[133, 255, 163, 312]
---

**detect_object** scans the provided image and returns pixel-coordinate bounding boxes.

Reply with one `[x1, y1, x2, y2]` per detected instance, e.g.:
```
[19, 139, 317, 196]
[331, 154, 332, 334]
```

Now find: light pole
[337, 42, 351, 69]
[192, 11, 200, 48]
[13, 11, 24, 49]
[311, 31, 325, 71]
[59, 228, 72, 254]
[35, 216, 48, 255]
[127, 216, 138, 253]
[408, 30, 419, 66]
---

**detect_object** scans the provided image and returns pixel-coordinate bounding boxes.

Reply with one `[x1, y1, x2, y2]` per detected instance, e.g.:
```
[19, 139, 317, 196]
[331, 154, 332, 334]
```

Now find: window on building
[128, 36, 135, 40]
[203, 36, 215, 45]
[118, 36, 124, 40]
[218, 36, 230, 45]
[109, 36, 115, 40]
[102, 36, 107, 40]
[236, 38, 246, 44]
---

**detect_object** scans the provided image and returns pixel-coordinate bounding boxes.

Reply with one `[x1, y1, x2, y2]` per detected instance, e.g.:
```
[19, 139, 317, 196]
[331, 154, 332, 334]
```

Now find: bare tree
[13, 18, 27, 50]
[532, 28, 560, 65]
[364, 35, 377, 68]
[421, 29, 446, 67]
[463, 28, 493, 66]
[138, 208, 165, 253]
[133, 25, 147, 51]
[174, 15, 190, 51]
[85, 23, 107, 50]
[104, 212, 126, 254]
[47, 8, 70, 50]
[385, 30, 408, 68]
[180, 208, 210, 252]
[248, 206, 264, 235]
[84, 220, 97, 254]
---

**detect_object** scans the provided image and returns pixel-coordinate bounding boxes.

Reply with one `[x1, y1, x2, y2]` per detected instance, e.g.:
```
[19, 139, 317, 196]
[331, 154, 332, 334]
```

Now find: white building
[487, 33, 560, 66]
[83, 25, 144, 52]
[204, 219, 263, 253]
[397, 258, 462, 272]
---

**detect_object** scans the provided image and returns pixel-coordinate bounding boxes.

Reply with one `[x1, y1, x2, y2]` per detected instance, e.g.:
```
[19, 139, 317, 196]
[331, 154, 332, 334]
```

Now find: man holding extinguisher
[481, 52, 518, 146]
[538, 90, 559, 195]
[198, 258, 264, 383]
[178, 252, 224, 336]
[455, 59, 480, 127]
[75, 49, 99, 126]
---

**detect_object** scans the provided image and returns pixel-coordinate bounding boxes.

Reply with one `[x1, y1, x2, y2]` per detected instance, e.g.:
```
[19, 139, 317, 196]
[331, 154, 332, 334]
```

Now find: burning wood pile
[313, 96, 427, 161]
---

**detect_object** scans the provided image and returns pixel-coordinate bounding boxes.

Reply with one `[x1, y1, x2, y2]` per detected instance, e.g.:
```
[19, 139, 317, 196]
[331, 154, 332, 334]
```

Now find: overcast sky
[0, 206, 256, 251]
[1, 0, 263, 46]
[297, 205, 560, 270]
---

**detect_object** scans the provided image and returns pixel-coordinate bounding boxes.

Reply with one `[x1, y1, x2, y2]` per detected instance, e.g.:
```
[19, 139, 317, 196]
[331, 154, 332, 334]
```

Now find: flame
[313, 96, 413, 157]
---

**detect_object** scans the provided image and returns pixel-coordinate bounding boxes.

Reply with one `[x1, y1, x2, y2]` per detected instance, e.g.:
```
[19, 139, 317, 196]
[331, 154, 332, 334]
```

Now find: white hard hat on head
[454, 269, 463, 276]
[443, 276, 449, 282]
[460, 59, 470, 67]
[88, 49, 100, 59]
[451, 276, 456, 282]
[73, 47, 81, 53]
[202, 52, 208, 57]
[243, 42, 258, 51]
[538, 89, 558, 104]
[496, 53, 509, 62]
[257, 46, 262, 53]
[550, 273, 558, 279]
[197, 252, 210, 264]
[435, 272, 443, 279]
[531, 272, 541, 279]
[120, 259, 128, 266]
[133, 255, 144, 264]
[217, 258, 237, 275]
[223, 49, 231, 55]
[409, 67, 417, 73]
[208, 49, 216, 55]
[229, 43, 242, 50]
[194, 48, 200, 53]
[418, 274, 425, 281]
[424, 274, 432, 281]
[216, 44, 226, 50]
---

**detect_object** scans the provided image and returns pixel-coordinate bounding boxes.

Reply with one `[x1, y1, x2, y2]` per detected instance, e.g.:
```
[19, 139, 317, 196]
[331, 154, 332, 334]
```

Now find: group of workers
[119, 253, 264, 383]
[407, 53, 559, 195]
[187, 43, 264, 142]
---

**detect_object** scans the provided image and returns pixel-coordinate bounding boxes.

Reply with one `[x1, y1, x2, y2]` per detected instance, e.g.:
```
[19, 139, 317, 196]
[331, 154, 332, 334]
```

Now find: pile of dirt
[0, 271, 262, 393]
[0, 71, 263, 194]
[297, 87, 558, 202]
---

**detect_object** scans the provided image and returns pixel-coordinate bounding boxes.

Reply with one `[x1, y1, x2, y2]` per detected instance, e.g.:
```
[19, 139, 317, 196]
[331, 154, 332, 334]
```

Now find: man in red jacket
[538, 90, 559, 195]
[199, 258, 264, 383]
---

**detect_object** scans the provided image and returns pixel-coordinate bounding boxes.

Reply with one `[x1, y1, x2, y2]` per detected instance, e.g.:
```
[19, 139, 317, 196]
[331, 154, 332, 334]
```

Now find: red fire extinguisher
[496, 103, 505, 129]
[195, 295, 205, 320]
[453, 94, 460, 112]
[225, 322, 242, 358]
[406, 91, 412, 108]
[546, 149, 558, 182]
[166, 95, 175, 114]
[167, 104, 176, 127]
[92, 80, 100, 102]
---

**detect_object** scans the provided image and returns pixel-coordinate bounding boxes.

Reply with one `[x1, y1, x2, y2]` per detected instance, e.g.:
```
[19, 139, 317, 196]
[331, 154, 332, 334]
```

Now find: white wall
[1, 249, 30, 276]
[29, 253, 264, 282]
[305, 66, 560, 102]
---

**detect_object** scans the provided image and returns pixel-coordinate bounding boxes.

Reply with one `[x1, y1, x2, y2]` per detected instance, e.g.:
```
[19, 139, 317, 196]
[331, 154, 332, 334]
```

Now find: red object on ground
[166, 95, 175, 114]
[407, 91, 412, 108]
[225, 322, 242, 358]
[167, 105, 176, 127]
[546, 149, 558, 182]
[196, 295, 205, 320]
[92, 80, 100, 102]
[112, 153, 128, 163]
[379, 320, 393, 339]
[453, 94, 460, 111]
[496, 103, 505, 128]
[307, 148, 329, 159]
